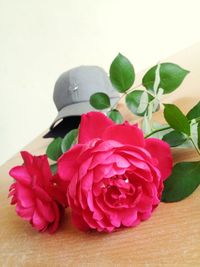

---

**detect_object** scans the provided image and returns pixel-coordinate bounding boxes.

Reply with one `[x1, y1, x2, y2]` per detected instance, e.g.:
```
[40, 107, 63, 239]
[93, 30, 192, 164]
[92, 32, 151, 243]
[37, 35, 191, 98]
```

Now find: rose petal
[106, 154, 130, 168]
[87, 190, 94, 211]
[89, 150, 114, 169]
[77, 183, 88, 209]
[82, 209, 98, 229]
[102, 123, 145, 147]
[36, 199, 55, 222]
[79, 156, 93, 177]
[32, 210, 47, 230]
[68, 173, 78, 199]
[48, 202, 61, 234]
[81, 171, 94, 191]
[58, 144, 84, 180]
[78, 112, 114, 144]
[122, 209, 138, 227]
[40, 155, 53, 182]
[20, 151, 33, 166]
[9, 166, 31, 185]
[92, 140, 122, 152]
[137, 194, 153, 212]
[16, 205, 33, 221]
[109, 212, 121, 227]
[33, 186, 52, 202]
[139, 211, 152, 221]
[145, 138, 173, 181]
[16, 184, 34, 208]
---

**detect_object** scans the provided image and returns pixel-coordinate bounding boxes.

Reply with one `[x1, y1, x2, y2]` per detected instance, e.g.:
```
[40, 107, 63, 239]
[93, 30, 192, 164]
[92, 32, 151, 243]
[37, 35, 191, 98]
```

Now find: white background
[0, 0, 200, 164]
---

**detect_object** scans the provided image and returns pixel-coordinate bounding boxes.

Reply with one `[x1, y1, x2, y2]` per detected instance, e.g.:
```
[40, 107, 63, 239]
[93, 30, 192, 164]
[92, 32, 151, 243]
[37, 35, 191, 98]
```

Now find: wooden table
[1, 43, 200, 267]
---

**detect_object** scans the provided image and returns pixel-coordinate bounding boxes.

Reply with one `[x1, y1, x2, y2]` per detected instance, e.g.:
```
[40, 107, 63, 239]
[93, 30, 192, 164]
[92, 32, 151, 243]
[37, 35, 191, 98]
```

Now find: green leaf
[61, 129, 78, 153]
[186, 101, 200, 149]
[109, 53, 135, 93]
[153, 63, 161, 94]
[107, 109, 123, 124]
[125, 90, 153, 116]
[187, 101, 200, 120]
[142, 113, 151, 135]
[137, 91, 149, 114]
[90, 92, 110, 110]
[50, 163, 57, 175]
[162, 130, 188, 147]
[152, 88, 163, 112]
[46, 137, 63, 161]
[162, 161, 200, 202]
[164, 104, 190, 136]
[142, 63, 189, 94]
[177, 123, 198, 148]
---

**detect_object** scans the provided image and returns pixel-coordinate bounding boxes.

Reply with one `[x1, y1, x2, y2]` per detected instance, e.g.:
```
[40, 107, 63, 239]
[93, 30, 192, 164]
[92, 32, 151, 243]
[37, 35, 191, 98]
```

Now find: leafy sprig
[89, 53, 200, 202]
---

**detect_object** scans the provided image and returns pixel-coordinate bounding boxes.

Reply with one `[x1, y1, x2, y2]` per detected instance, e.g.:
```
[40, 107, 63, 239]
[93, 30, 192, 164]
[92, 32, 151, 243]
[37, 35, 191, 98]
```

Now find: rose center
[102, 175, 141, 208]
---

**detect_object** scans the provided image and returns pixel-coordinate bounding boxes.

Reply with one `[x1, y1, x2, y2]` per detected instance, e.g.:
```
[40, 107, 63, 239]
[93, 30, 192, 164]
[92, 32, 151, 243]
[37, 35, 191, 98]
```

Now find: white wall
[0, 0, 200, 165]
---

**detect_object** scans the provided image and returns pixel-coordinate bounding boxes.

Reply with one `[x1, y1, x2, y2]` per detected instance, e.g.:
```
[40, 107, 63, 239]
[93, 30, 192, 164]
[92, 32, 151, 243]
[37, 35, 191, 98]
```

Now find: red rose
[9, 151, 64, 233]
[58, 112, 172, 232]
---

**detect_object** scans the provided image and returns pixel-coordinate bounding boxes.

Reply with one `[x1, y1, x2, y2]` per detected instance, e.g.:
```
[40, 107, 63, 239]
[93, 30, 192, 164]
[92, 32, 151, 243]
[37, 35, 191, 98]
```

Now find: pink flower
[9, 151, 64, 233]
[58, 112, 172, 233]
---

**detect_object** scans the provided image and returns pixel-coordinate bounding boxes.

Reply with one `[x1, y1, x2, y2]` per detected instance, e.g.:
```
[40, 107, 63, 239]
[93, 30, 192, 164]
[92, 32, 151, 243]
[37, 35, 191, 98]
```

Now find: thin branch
[145, 126, 172, 138]
[189, 137, 200, 157]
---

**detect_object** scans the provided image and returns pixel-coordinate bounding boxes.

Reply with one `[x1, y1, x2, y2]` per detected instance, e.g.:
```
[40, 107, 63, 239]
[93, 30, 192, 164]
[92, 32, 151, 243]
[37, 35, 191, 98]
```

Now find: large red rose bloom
[58, 112, 173, 232]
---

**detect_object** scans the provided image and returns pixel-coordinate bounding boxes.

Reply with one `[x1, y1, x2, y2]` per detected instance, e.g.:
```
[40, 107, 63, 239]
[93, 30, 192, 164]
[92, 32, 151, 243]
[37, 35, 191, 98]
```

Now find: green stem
[126, 83, 142, 94]
[144, 116, 200, 139]
[145, 124, 200, 157]
[145, 126, 172, 138]
[191, 117, 200, 124]
[111, 92, 127, 110]
[189, 137, 200, 156]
